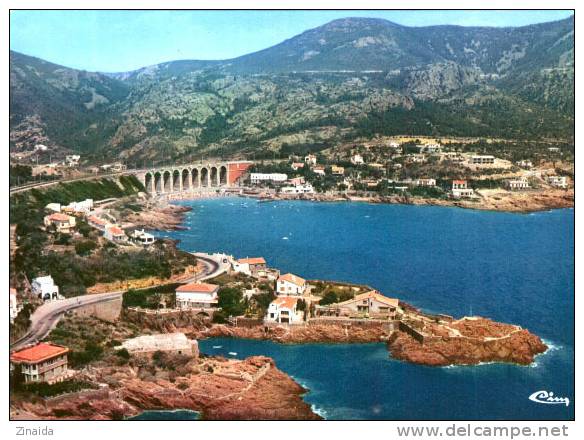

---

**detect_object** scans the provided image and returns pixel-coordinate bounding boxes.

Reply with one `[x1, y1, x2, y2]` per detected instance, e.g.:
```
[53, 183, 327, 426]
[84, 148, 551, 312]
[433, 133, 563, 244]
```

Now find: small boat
[228, 352, 238, 356]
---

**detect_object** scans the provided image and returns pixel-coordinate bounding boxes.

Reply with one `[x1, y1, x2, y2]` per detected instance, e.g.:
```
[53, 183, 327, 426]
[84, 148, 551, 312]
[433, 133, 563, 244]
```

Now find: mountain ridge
[10, 16, 574, 162]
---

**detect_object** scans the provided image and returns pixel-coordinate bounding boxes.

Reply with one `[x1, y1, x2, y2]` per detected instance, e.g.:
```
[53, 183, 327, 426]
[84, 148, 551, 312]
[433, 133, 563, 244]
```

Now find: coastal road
[10, 252, 228, 352]
[10, 291, 123, 351]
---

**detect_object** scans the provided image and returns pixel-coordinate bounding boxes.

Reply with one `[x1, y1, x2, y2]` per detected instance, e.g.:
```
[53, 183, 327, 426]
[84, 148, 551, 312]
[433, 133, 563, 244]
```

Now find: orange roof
[238, 257, 266, 265]
[176, 282, 218, 293]
[453, 179, 467, 184]
[279, 273, 306, 286]
[273, 296, 298, 309]
[11, 343, 69, 364]
[47, 213, 70, 222]
[107, 226, 124, 236]
[10, 287, 16, 295]
[88, 216, 108, 225]
[338, 290, 399, 308]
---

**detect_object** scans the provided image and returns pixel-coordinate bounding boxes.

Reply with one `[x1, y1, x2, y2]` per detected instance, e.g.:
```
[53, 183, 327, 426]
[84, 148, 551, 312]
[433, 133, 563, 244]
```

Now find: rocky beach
[11, 355, 320, 421]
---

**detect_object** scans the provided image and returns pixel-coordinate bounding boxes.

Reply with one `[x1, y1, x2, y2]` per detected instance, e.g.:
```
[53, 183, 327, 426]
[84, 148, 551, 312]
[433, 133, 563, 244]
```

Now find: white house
[130, 229, 155, 245]
[451, 180, 475, 198]
[276, 273, 307, 296]
[516, 160, 533, 168]
[265, 296, 302, 324]
[350, 154, 365, 165]
[304, 154, 317, 166]
[312, 166, 326, 176]
[232, 257, 267, 277]
[280, 183, 314, 194]
[10, 288, 20, 323]
[175, 283, 219, 309]
[104, 225, 127, 243]
[66, 199, 93, 214]
[470, 155, 495, 165]
[250, 173, 288, 184]
[44, 213, 76, 233]
[45, 203, 61, 213]
[505, 178, 530, 190]
[419, 143, 442, 154]
[547, 175, 568, 188]
[415, 178, 436, 187]
[65, 155, 81, 167]
[32, 275, 60, 301]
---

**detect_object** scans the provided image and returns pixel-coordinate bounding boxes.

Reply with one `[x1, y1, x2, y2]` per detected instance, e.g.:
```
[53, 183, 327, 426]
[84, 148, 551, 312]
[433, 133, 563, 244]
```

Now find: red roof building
[10, 343, 69, 384]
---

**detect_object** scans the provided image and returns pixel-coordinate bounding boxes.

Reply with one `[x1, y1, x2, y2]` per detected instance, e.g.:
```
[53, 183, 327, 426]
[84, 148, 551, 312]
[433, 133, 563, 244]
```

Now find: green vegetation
[122, 285, 179, 309]
[11, 378, 97, 398]
[217, 287, 246, 317]
[74, 239, 98, 256]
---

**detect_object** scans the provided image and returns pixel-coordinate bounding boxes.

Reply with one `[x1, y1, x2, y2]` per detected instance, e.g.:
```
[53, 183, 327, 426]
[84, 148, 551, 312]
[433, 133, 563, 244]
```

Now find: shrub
[75, 240, 97, 256]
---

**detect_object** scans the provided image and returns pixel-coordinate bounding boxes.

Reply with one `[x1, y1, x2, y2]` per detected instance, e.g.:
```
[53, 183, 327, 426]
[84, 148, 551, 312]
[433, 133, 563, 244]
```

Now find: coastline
[133, 187, 574, 228]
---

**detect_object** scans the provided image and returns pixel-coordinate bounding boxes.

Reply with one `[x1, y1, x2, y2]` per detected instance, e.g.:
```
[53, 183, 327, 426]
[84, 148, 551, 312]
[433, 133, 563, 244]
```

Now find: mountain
[10, 16, 574, 162]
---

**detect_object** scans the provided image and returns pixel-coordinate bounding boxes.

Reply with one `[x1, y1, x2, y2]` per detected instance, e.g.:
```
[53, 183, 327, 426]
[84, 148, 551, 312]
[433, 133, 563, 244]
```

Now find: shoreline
[140, 186, 574, 218]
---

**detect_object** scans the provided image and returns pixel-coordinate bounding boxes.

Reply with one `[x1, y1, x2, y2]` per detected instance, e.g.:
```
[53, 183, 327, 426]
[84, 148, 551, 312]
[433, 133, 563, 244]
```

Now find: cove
[157, 198, 574, 420]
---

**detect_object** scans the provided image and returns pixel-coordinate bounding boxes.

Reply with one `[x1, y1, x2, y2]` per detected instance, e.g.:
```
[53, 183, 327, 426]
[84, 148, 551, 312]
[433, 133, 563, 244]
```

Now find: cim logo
[529, 391, 570, 407]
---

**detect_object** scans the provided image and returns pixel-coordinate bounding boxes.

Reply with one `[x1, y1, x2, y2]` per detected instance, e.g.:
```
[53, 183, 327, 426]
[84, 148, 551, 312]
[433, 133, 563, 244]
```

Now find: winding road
[10, 252, 228, 351]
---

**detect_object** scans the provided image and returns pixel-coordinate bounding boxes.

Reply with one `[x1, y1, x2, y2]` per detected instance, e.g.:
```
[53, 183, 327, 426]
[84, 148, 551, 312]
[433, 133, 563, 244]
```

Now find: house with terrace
[277, 273, 307, 296]
[175, 282, 219, 309]
[316, 290, 400, 320]
[265, 296, 302, 324]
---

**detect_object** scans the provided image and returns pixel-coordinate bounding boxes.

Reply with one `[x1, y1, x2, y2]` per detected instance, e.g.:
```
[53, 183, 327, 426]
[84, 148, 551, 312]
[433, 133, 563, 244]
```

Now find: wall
[72, 297, 122, 322]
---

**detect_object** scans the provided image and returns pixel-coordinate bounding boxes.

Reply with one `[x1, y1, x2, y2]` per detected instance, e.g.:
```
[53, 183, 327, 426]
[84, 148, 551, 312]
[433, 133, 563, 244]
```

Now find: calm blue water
[157, 198, 574, 420]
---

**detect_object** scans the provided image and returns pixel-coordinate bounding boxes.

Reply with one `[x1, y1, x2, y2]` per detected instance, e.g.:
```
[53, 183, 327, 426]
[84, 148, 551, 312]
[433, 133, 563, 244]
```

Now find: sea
[152, 198, 574, 420]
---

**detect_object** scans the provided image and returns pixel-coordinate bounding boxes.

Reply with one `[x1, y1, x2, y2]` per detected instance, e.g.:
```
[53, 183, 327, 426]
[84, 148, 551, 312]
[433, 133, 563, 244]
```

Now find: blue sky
[10, 10, 573, 72]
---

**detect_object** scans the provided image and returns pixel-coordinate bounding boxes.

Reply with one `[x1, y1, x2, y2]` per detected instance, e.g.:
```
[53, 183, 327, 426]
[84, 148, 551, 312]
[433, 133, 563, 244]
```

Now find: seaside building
[104, 225, 127, 243]
[470, 155, 495, 165]
[232, 257, 267, 277]
[43, 213, 76, 234]
[31, 275, 60, 301]
[250, 173, 288, 184]
[505, 178, 530, 190]
[265, 296, 302, 324]
[304, 154, 317, 165]
[546, 175, 568, 188]
[288, 176, 305, 186]
[316, 291, 400, 320]
[117, 333, 198, 358]
[451, 180, 475, 198]
[277, 273, 307, 296]
[280, 183, 315, 194]
[175, 282, 219, 309]
[10, 343, 69, 384]
[130, 229, 155, 245]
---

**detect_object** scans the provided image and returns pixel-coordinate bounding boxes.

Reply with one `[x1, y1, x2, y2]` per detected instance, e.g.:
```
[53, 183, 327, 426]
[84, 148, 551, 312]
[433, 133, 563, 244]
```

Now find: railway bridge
[135, 160, 253, 194]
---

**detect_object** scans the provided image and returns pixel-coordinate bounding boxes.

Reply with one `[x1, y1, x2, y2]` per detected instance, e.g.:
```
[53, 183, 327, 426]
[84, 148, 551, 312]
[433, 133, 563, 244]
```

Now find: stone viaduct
[135, 160, 253, 195]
